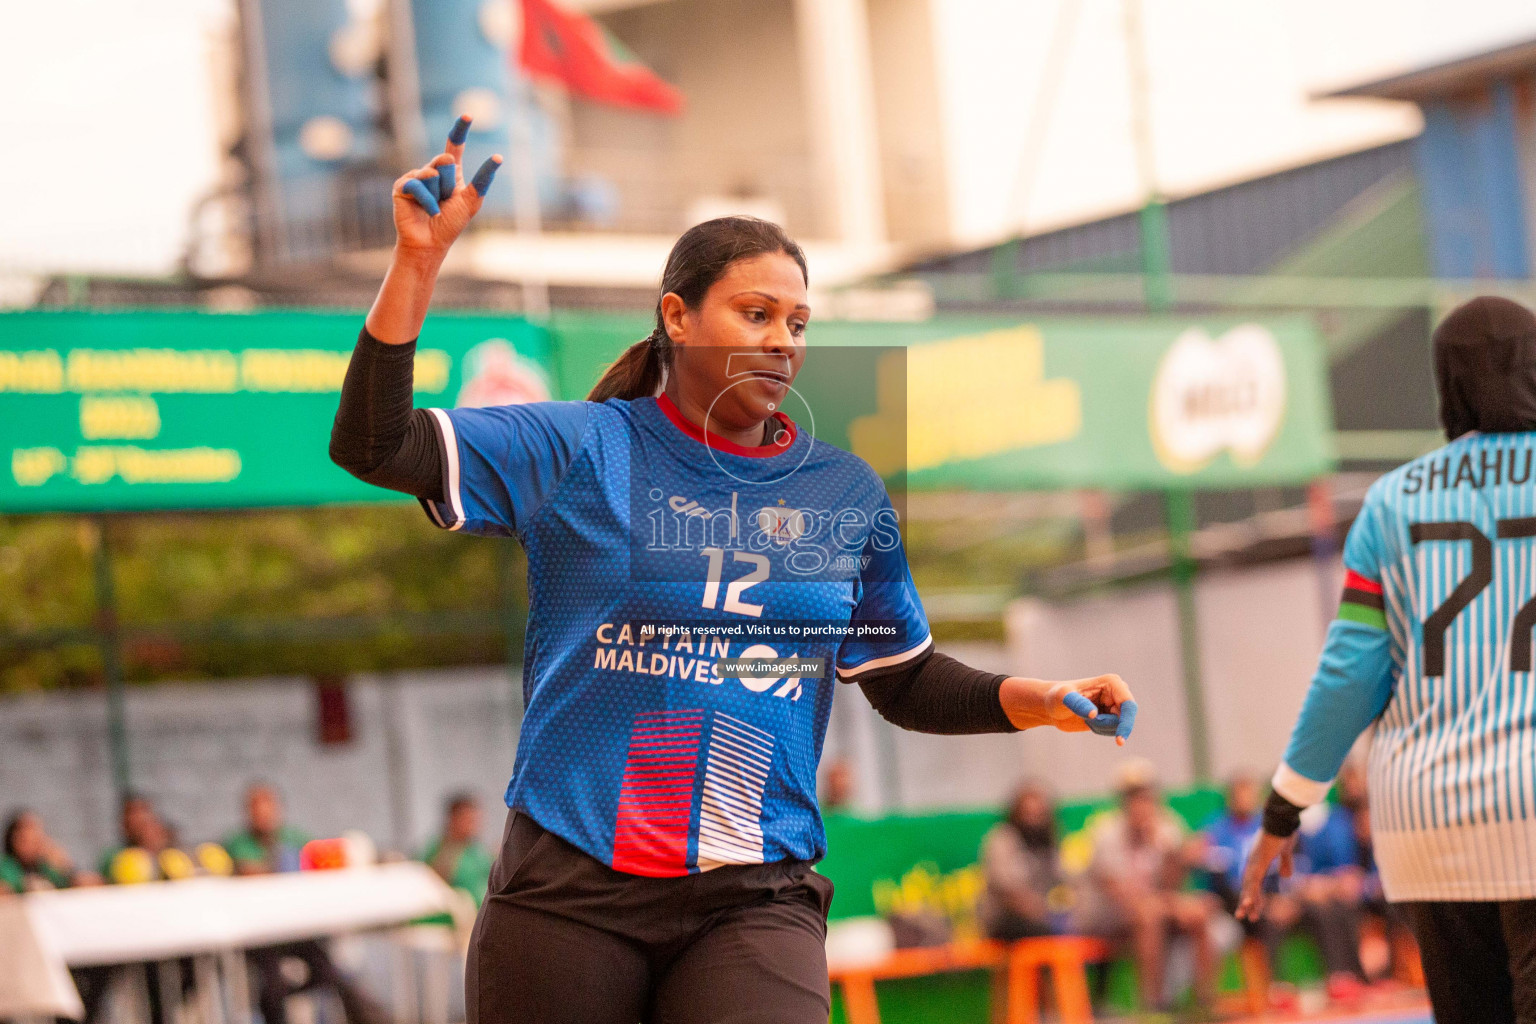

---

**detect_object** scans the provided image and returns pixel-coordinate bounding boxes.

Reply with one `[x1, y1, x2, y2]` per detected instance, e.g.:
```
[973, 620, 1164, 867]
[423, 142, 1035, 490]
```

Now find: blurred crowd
[2, 786, 494, 1024]
[973, 759, 1416, 1016]
[7, 763, 1420, 1021]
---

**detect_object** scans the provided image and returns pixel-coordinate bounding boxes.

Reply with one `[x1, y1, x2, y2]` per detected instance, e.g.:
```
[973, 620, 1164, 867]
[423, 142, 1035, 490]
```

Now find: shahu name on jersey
[1402, 445, 1534, 494]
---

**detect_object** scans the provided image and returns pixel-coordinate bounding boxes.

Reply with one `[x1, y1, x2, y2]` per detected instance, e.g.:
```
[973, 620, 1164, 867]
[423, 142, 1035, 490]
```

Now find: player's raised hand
[392, 115, 503, 257]
[1000, 674, 1137, 744]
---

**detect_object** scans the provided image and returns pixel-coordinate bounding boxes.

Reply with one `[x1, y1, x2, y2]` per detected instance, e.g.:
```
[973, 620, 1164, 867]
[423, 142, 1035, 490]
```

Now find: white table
[0, 863, 465, 1021]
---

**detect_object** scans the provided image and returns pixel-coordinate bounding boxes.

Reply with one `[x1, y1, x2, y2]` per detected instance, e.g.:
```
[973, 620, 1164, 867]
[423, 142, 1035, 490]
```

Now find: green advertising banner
[554, 313, 1335, 491]
[0, 310, 1332, 514]
[806, 315, 1336, 490]
[0, 311, 553, 514]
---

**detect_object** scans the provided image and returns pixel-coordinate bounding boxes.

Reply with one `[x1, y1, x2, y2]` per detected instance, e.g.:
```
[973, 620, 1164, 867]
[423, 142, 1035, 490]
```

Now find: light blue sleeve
[419, 401, 590, 538]
[834, 495, 933, 681]
[1274, 487, 1395, 805]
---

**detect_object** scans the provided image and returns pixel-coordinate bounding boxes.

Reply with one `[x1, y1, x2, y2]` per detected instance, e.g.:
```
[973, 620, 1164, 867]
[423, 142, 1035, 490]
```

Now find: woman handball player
[331, 116, 1139, 1024]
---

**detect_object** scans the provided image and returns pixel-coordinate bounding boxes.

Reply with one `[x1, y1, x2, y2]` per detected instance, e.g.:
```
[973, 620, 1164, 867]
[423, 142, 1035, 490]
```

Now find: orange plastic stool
[1004, 936, 1109, 1024]
[829, 942, 1006, 1024]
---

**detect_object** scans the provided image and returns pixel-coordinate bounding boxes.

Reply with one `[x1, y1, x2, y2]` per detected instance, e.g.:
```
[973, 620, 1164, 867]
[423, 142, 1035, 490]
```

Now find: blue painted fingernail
[448, 116, 471, 145]
[1088, 713, 1120, 737]
[1063, 692, 1096, 720]
[1116, 701, 1139, 740]
[471, 156, 501, 197]
[435, 163, 456, 200]
[402, 178, 440, 215]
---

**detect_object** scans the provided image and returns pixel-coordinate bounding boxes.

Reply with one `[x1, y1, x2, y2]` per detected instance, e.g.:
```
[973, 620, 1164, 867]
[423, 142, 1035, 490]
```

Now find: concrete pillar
[794, 0, 888, 246]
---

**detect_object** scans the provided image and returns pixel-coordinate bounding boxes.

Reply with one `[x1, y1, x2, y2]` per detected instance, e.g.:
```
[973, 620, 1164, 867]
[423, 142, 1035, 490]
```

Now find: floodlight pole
[1163, 490, 1211, 782]
[1123, 0, 1211, 783]
[93, 517, 131, 804]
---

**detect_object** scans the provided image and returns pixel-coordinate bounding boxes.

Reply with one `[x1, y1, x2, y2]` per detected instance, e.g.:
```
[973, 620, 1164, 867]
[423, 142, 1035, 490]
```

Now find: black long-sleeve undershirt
[853, 649, 1016, 734]
[329, 325, 1019, 735]
[329, 329, 444, 501]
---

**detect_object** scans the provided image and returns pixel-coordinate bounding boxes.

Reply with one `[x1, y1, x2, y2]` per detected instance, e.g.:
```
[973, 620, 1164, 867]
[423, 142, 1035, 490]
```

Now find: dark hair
[446, 791, 478, 815]
[4, 809, 34, 861]
[587, 217, 808, 403]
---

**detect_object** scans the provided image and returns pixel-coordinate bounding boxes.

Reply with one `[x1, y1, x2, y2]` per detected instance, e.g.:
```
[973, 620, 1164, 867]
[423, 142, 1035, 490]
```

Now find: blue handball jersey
[1275, 431, 1536, 901]
[419, 393, 930, 876]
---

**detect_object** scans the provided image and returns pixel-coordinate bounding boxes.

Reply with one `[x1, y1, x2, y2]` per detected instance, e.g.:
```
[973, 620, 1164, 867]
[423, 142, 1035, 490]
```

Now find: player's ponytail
[588, 328, 669, 403]
[586, 216, 807, 403]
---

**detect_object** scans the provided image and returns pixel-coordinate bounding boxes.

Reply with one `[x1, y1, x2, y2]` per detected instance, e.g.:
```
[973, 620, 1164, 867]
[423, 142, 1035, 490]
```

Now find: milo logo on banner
[1149, 325, 1287, 474]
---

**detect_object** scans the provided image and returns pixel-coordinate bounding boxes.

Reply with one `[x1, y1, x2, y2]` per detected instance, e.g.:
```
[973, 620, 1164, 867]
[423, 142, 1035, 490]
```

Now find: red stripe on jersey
[1344, 569, 1382, 596]
[611, 709, 703, 876]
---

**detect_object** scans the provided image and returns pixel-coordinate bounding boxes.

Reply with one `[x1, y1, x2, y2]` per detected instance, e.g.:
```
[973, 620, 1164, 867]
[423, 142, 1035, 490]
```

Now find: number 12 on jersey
[701, 548, 768, 617]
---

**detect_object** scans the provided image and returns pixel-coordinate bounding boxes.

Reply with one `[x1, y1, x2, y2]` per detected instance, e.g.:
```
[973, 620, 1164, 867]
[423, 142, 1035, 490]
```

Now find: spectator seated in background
[1077, 760, 1220, 1013]
[1202, 774, 1307, 970]
[4, 810, 114, 1024]
[1288, 760, 1385, 993]
[1198, 772, 1361, 1000]
[421, 792, 492, 907]
[226, 783, 385, 1024]
[1330, 764, 1415, 983]
[819, 757, 857, 817]
[95, 795, 200, 1024]
[3, 809, 91, 892]
[980, 780, 1068, 941]
[1200, 775, 1263, 915]
[224, 782, 309, 874]
[98, 793, 185, 883]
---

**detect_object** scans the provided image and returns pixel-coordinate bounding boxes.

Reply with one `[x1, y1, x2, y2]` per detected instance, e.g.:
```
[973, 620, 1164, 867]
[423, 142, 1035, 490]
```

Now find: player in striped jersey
[1239, 296, 1536, 1024]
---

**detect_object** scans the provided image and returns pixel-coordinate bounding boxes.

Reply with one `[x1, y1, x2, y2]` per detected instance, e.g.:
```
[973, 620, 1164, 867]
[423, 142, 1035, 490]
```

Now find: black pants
[467, 810, 834, 1024]
[1405, 899, 1536, 1024]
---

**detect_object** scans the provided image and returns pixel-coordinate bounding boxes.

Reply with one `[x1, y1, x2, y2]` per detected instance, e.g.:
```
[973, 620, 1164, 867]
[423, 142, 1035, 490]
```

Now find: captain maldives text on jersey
[590, 621, 902, 684]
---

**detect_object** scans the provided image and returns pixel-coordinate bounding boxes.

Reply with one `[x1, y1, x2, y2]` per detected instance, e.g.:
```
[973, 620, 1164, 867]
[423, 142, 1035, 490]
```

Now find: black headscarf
[1434, 296, 1536, 440]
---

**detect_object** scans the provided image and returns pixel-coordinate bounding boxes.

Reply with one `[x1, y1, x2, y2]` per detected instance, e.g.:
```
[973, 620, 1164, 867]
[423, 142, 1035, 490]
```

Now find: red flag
[517, 0, 685, 115]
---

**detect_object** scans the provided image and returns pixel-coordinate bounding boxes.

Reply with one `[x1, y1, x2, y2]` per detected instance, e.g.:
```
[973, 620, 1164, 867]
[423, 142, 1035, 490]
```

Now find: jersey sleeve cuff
[835, 634, 933, 682]
[419, 408, 465, 531]
[1272, 761, 1332, 808]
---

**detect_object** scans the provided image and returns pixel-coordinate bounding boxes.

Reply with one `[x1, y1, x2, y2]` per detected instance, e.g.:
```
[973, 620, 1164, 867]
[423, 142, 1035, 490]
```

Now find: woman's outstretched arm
[330, 117, 502, 497]
[858, 650, 1136, 744]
